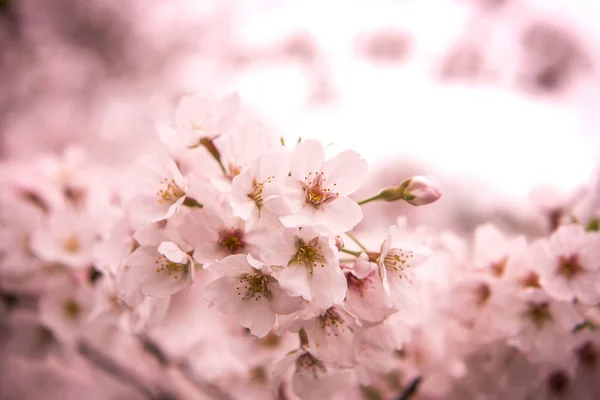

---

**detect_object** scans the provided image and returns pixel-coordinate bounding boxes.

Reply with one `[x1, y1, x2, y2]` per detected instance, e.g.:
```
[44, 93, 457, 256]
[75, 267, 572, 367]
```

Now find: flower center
[547, 370, 569, 395]
[303, 172, 338, 208]
[296, 353, 327, 378]
[383, 248, 415, 278]
[525, 301, 552, 330]
[474, 283, 492, 307]
[154, 255, 187, 280]
[557, 254, 583, 280]
[218, 228, 246, 253]
[227, 163, 243, 179]
[156, 178, 185, 205]
[291, 237, 326, 275]
[319, 308, 344, 330]
[63, 235, 81, 254]
[63, 298, 81, 320]
[520, 271, 541, 289]
[237, 272, 272, 301]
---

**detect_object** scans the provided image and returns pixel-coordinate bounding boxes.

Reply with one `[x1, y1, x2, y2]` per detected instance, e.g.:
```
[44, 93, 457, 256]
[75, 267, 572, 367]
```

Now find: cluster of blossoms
[1, 92, 599, 400]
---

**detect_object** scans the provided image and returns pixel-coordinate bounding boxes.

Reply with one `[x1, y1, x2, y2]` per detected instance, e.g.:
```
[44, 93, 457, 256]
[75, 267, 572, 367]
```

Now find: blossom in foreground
[126, 154, 191, 223]
[264, 139, 368, 234]
[204, 254, 303, 337]
[123, 225, 194, 297]
[260, 227, 347, 309]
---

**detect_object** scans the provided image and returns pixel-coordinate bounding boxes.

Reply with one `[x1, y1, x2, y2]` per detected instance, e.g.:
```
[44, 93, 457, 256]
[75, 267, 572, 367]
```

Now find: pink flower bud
[335, 236, 345, 251]
[401, 175, 442, 206]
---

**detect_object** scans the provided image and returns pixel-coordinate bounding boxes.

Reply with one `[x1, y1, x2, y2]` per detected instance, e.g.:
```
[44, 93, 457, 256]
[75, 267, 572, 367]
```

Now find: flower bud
[401, 175, 442, 206]
[335, 236, 345, 251]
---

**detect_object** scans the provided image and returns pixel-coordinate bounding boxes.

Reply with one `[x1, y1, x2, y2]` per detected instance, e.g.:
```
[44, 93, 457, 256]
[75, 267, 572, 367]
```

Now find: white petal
[310, 265, 348, 309]
[322, 150, 367, 196]
[236, 296, 276, 338]
[279, 263, 312, 300]
[158, 241, 188, 264]
[204, 276, 244, 314]
[314, 196, 363, 234]
[270, 282, 305, 315]
[262, 177, 305, 216]
[291, 140, 325, 180]
[206, 254, 253, 277]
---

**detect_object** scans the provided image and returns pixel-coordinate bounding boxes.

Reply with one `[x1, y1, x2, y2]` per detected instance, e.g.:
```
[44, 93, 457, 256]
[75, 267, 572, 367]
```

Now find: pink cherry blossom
[529, 224, 600, 305]
[260, 226, 347, 309]
[263, 139, 368, 234]
[204, 254, 303, 337]
[157, 92, 240, 149]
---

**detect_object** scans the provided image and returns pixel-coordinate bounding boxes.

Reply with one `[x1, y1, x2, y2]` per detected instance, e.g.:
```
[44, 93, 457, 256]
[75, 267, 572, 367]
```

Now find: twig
[397, 376, 422, 400]
[77, 340, 173, 400]
[137, 334, 236, 400]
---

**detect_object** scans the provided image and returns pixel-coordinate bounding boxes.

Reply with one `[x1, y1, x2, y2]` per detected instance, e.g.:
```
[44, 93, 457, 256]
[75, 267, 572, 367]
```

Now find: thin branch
[397, 376, 422, 400]
[137, 334, 236, 400]
[77, 340, 172, 400]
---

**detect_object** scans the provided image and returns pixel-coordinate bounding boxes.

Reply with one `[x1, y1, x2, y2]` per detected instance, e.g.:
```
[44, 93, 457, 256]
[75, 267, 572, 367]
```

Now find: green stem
[340, 248, 361, 257]
[345, 232, 368, 252]
[357, 193, 384, 206]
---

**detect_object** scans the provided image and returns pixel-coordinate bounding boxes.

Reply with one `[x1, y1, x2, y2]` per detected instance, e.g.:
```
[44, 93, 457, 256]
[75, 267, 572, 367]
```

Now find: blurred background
[1, 1, 600, 398]
[2, 0, 600, 236]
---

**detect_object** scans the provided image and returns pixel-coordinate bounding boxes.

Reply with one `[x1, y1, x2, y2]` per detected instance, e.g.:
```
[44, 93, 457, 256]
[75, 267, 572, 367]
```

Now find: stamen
[303, 172, 338, 208]
[156, 178, 185, 205]
[154, 255, 188, 280]
[291, 237, 326, 275]
[218, 228, 246, 253]
[235, 272, 273, 301]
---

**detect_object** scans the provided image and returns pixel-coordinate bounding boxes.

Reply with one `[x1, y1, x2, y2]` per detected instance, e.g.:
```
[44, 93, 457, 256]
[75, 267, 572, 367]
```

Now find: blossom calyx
[375, 175, 441, 206]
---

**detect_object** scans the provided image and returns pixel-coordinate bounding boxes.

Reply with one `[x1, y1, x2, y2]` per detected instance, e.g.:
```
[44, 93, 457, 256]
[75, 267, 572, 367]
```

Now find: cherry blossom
[264, 139, 368, 234]
[157, 92, 240, 149]
[260, 226, 347, 309]
[529, 224, 600, 305]
[204, 254, 303, 337]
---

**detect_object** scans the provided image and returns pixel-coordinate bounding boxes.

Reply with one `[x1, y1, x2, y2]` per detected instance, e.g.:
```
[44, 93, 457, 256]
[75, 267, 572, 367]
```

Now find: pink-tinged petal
[270, 282, 305, 315]
[353, 254, 376, 279]
[271, 350, 303, 390]
[235, 296, 276, 338]
[291, 140, 325, 180]
[305, 310, 356, 367]
[175, 95, 212, 128]
[310, 265, 348, 309]
[258, 229, 298, 266]
[314, 196, 363, 234]
[386, 274, 419, 312]
[571, 276, 600, 305]
[280, 206, 316, 229]
[378, 263, 393, 308]
[30, 229, 59, 262]
[216, 92, 241, 132]
[132, 226, 163, 248]
[164, 196, 186, 220]
[322, 150, 367, 196]
[279, 264, 312, 300]
[158, 242, 187, 264]
[346, 271, 393, 323]
[163, 157, 186, 190]
[156, 123, 178, 146]
[255, 149, 290, 180]
[128, 194, 171, 223]
[206, 254, 253, 277]
[580, 233, 600, 270]
[126, 246, 158, 273]
[204, 276, 244, 314]
[262, 177, 305, 216]
[141, 268, 190, 297]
